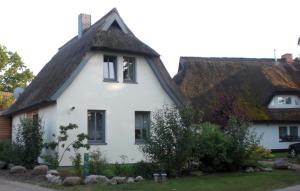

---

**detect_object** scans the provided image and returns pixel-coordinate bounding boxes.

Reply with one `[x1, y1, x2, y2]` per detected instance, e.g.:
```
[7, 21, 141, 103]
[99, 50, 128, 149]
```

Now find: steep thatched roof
[6, 8, 185, 115]
[174, 57, 300, 122]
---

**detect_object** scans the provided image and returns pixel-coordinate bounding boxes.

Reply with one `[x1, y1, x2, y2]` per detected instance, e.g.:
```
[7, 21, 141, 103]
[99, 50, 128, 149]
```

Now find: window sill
[135, 140, 145, 145]
[103, 79, 118, 83]
[88, 141, 107, 145]
[123, 80, 137, 84]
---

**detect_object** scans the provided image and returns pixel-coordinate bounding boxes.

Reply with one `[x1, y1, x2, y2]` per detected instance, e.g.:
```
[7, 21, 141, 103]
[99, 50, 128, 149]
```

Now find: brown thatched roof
[6, 8, 185, 115]
[174, 57, 300, 122]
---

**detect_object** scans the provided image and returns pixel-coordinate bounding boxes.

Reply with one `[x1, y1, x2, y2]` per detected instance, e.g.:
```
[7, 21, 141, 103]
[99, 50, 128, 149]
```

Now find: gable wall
[56, 52, 174, 166]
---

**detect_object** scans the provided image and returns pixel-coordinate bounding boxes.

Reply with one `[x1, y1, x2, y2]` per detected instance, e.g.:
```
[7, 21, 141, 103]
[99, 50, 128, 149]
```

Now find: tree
[0, 45, 34, 92]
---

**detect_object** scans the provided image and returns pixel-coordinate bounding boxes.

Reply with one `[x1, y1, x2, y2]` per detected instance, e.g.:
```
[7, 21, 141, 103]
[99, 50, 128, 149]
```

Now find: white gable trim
[102, 12, 128, 33]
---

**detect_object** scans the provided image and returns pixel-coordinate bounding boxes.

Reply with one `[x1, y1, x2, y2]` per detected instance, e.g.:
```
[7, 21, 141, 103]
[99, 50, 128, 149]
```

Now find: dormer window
[103, 55, 117, 82]
[268, 95, 300, 109]
[278, 96, 292, 105]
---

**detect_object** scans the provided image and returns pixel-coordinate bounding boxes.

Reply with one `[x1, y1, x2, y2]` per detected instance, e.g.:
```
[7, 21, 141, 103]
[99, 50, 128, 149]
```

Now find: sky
[0, 0, 300, 77]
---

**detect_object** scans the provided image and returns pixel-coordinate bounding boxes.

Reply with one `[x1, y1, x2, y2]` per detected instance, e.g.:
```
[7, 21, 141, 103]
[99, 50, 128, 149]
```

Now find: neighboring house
[173, 55, 300, 151]
[0, 92, 13, 141]
[5, 8, 185, 166]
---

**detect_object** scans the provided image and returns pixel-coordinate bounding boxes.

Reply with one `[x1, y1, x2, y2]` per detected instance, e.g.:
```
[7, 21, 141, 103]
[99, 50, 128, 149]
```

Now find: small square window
[123, 57, 136, 82]
[278, 96, 292, 105]
[103, 56, 117, 81]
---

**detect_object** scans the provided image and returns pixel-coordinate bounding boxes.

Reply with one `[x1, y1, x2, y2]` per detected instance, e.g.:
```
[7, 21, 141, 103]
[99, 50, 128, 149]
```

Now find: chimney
[281, 53, 293, 64]
[78, 13, 91, 38]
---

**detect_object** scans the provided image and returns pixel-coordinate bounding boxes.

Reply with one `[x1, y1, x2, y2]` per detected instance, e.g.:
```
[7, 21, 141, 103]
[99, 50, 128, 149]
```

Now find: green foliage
[0, 45, 34, 92]
[89, 149, 107, 175]
[41, 152, 59, 169]
[140, 105, 197, 177]
[42, 123, 90, 167]
[194, 123, 229, 171]
[224, 116, 260, 170]
[14, 117, 44, 168]
[0, 141, 12, 162]
[132, 161, 161, 179]
[0, 92, 14, 109]
[72, 153, 83, 177]
[113, 163, 134, 177]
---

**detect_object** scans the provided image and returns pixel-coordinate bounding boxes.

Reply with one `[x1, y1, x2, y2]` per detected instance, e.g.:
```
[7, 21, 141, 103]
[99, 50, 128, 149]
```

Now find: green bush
[140, 105, 197, 177]
[132, 161, 161, 179]
[14, 117, 44, 168]
[89, 149, 107, 175]
[0, 141, 11, 162]
[71, 153, 83, 177]
[194, 123, 229, 171]
[113, 163, 134, 177]
[224, 116, 260, 170]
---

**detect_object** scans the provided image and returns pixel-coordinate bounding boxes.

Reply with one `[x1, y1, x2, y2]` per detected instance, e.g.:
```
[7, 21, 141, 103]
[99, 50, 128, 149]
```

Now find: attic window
[109, 20, 122, 31]
[278, 96, 292, 105]
[123, 57, 136, 83]
[103, 55, 117, 82]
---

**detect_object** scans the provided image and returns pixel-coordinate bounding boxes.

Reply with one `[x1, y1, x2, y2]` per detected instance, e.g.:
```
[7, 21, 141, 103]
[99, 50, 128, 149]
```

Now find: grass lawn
[46, 170, 300, 191]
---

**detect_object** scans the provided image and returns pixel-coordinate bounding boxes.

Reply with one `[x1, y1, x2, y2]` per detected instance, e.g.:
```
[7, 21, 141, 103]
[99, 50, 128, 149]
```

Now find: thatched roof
[174, 57, 300, 122]
[6, 8, 185, 115]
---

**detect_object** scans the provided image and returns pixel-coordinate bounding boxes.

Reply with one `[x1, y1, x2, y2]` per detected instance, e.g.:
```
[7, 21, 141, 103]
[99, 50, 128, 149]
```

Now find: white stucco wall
[56, 52, 174, 166]
[250, 123, 300, 150]
[12, 105, 57, 143]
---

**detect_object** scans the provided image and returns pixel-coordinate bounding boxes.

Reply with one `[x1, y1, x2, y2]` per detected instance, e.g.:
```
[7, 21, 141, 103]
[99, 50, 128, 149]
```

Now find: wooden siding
[0, 115, 11, 141]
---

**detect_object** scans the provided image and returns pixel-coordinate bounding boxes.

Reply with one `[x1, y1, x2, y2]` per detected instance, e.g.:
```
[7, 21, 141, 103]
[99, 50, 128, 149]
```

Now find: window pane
[103, 62, 109, 79]
[104, 56, 116, 80]
[135, 111, 150, 141]
[286, 97, 292, 104]
[279, 126, 287, 139]
[88, 111, 95, 140]
[290, 126, 298, 138]
[278, 97, 285, 104]
[95, 112, 103, 140]
[109, 62, 115, 79]
[135, 129, 142, 139]
[123, 57, 135, 81]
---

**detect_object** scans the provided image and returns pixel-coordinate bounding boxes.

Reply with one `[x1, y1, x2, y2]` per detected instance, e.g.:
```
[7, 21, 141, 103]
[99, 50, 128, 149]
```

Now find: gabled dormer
[268, 94, 300, 109]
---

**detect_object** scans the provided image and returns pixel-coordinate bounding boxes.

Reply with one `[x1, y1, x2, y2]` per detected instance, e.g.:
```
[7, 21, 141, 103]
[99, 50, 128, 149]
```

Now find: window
[279, 126, 299, 142]
[279, 126, 288, 139]
[135, 111, 150, 143]
[103, 56, 117, 81]
[290, 126, 298, 139]
[278, 96, 292, 105]
[88, 110, 105, 144]
[123, 57, 136, 82]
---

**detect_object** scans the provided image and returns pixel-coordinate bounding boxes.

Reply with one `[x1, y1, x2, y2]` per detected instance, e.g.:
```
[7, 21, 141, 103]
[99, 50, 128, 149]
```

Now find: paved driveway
[0, 178, 56, 191]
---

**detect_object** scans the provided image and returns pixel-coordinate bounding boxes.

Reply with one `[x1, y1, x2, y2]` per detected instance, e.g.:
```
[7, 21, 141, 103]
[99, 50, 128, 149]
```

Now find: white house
[173, 56, 300, 151]
[6, 8, 185, 166]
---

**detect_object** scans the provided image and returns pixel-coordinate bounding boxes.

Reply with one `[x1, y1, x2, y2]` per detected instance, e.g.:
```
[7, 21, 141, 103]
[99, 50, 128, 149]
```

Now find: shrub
[89, 149, 107, 175]
[224, 116, 260, 170]
[140, 105, 197, 177]
[42, 123, 90, 167]
[71, 153, 83, 177]
[14, 117, 44, 168]
[132, 161, 161, 179]
[0, 141, 11, 162]
[194, 123, 229, 171]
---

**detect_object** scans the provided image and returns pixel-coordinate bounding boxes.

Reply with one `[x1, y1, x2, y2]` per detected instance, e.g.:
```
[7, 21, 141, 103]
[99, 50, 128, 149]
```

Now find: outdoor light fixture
[70, 106, 75, 111]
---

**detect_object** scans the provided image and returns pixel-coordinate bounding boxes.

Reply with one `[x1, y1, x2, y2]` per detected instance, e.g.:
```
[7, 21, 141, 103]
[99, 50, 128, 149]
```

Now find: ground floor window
[88, 110, 105, 144]
[135, 111, 150, 143]
[279, 126, 299, 142]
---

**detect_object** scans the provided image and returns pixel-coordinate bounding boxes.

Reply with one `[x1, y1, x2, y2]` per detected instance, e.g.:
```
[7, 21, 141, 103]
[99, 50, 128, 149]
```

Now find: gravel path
[273, 185, 300, 191]
[0, 178, 57, 191]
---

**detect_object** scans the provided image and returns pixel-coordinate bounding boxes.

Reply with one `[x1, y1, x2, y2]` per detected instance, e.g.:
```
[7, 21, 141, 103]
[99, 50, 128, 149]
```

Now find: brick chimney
[78, 13, 91, 38]
[281, 53, 293, 64]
